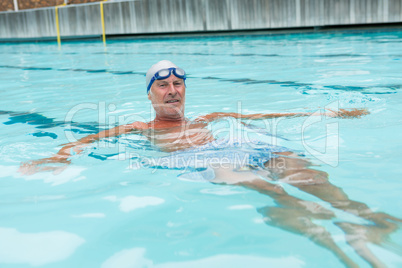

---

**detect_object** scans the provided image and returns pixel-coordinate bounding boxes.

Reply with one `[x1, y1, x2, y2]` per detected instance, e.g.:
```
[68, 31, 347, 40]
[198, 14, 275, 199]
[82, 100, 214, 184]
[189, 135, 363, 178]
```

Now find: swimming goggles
[147, 67, 186, 93]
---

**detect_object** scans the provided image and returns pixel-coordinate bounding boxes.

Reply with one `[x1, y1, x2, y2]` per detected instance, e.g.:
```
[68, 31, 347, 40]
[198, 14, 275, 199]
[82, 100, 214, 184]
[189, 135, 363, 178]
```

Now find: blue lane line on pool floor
[0, 110, 103, 134]
[0, 65, 145, 76]
[1, 50, 402, 58]
[0, 65, 400, 94]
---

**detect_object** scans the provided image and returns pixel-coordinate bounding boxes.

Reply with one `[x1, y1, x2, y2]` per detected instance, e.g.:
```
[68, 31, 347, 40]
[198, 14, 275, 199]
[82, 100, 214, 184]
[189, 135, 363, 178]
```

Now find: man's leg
[266, 152, 401, 223]
[265, 152, 401, 266]
[210, 165, 357, 267]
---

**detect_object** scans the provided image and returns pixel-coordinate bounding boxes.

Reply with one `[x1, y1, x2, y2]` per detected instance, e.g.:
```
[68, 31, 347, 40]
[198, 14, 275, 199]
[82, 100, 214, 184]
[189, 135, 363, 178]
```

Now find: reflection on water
[0, 228, 84, 266]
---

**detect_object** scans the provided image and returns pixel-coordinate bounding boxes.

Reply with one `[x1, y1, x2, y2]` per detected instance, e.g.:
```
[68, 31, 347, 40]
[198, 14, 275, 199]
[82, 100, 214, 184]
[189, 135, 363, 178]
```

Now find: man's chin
[161, 109, 184, 119]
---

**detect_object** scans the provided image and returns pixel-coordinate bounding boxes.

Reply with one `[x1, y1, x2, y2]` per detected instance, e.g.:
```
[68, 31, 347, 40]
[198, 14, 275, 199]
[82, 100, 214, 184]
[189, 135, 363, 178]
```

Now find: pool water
[1, 30, 402, 267]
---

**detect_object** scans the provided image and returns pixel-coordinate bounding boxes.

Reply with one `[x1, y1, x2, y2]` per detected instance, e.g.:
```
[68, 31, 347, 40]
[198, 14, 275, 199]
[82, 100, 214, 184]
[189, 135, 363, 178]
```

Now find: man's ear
[147, 92, 151, 100]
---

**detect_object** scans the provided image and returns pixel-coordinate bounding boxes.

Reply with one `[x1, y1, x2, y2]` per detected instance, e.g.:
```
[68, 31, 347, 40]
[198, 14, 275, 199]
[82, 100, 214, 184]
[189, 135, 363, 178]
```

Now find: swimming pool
[1, 30, 402, 267]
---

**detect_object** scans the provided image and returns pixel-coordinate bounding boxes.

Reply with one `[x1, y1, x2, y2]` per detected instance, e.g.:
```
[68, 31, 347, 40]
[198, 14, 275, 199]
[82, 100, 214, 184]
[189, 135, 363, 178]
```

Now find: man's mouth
[166, 99, 180, 104]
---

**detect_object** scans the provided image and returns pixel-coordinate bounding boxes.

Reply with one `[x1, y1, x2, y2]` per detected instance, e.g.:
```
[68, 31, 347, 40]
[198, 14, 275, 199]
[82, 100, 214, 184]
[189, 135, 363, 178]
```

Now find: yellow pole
[55, 6, 61, 49]
[100, 2, 106, 46]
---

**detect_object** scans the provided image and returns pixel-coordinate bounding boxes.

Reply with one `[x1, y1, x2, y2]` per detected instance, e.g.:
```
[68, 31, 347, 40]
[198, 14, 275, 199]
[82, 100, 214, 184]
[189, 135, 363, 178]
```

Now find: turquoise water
[1, 30, 402, 267]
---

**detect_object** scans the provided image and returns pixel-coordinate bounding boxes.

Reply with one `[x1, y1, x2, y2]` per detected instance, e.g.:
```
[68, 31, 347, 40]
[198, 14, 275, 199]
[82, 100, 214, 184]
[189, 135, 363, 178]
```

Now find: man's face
[148, 74, 186, 120]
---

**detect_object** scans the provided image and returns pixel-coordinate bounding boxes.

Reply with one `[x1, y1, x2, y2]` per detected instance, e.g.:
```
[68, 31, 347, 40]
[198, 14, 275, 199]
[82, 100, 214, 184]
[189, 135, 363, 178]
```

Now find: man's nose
[167, 83, 177, 95]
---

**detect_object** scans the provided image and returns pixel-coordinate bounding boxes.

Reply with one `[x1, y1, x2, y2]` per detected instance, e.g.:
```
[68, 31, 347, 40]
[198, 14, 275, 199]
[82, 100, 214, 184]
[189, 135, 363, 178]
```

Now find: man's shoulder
[194, 112, 232, 122]
[128, 121, 149, 130]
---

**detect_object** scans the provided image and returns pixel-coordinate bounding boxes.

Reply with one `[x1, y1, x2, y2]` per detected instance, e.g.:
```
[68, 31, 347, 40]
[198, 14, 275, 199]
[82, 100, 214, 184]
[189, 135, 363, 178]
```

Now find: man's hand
[19, 156, 70, 175]
[326, 108, 370, 118]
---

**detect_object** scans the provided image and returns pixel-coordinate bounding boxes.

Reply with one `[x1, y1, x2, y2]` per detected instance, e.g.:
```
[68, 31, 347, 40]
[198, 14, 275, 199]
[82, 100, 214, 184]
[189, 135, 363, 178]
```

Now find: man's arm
[19, 121, 147, 174]
[194, 108, 369, 122]
[51, 123, 143, 162]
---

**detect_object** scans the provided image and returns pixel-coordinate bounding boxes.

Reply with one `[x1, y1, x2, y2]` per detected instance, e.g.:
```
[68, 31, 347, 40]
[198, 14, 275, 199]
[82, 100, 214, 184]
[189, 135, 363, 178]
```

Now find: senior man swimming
[21, 60, 366, 169]
[21, 60, 400, 268]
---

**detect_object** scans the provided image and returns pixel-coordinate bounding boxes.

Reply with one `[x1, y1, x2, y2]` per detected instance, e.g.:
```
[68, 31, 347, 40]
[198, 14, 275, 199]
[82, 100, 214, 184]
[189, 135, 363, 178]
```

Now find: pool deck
[1, 0, 402, 42]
